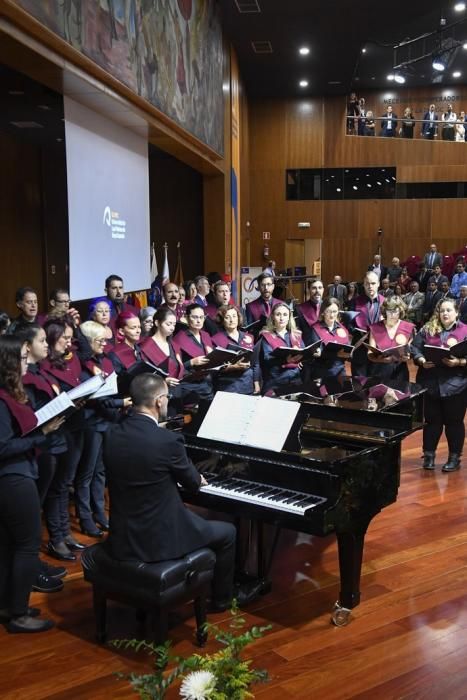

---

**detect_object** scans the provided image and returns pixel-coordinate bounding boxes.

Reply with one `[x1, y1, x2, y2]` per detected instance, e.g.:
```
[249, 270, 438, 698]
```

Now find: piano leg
[333, 530, 366, 626]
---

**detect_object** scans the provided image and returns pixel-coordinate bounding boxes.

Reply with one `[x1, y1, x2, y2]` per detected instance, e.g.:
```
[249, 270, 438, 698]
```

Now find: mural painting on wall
[15, 0, 224, 154]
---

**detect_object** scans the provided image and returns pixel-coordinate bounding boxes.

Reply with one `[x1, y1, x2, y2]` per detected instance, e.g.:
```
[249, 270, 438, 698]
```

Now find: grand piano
[175, 382, 424, 626]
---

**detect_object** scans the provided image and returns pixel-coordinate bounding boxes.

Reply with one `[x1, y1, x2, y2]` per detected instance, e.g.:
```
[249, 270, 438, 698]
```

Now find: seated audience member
[367, 296, 414, 385]
[458, 285, 467, 323]
[393, 283, 404, 298]
[111, 312, 142, 372]
[428, 264, 449, 290]
[397, 267, 412, 293]
[380, 278, 393, 299]
[422, 280, 442, 322]
[211, 305, 260, 395]
[327, 276, 347, 305]
[411, 299, 467, 472]
[308, 298, 351, 389]
[367, 254, 387, 281]
[104, 274, 138, 321]
[403, 281, 425, 325]
[160, 282, 186, 322]
[0, 336, 63, 633]
[173, 303, 214, 402]
[386, 258, 403, 287]
[344, 282, 358, 310]
[0, 311, 10, 335]
[8, 287, 39, 334]
[259, 302, 305, 395]
[439, 280, 456, 301]
[296, 278, 324, 344]
[37, 289, 80, 327]
[193, 275, 210, 308]
[449, 260, 467, 299]
[139, 306, 156, 337]
[103, 374, 257, 611]
[178, 286, 186, 303]
[88, 297, 115, 352]
[244, 273, 281, 328]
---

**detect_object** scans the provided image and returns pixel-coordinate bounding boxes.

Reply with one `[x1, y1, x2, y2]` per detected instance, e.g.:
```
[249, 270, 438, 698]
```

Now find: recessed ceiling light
[38, 104, 51, 111]
[453, 70, 462, 77]
[454, 2, 466, 11]
[387, 74, 395, 81]
[394, 73, 406, 84]
[361, 48, 367, 53]
[299, 80, 309, 87]
[299, 47, 310, 55]
[463, 42, 467, 49]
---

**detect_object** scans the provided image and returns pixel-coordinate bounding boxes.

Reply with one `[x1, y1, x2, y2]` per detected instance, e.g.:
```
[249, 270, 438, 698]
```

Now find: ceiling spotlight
[299, 47, 310, 55]
[361, 47, 367, 53]
[394, 72, 406, 83]
[454, 2, 466, 11]
[299, 80, 309, 87]
[432, 54, 447, 70]
[387, 74, 395, 81]
[463, 42, 467, 49]
[453, 70, 462, 77]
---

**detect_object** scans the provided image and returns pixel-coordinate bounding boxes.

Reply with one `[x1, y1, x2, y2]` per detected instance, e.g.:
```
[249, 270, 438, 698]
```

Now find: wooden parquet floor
[2, 428, 467, 699]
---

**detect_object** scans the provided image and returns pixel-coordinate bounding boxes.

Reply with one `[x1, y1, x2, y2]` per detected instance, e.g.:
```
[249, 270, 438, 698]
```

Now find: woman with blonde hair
[259, 302, 304, 394]
[411, 299, 467, 471]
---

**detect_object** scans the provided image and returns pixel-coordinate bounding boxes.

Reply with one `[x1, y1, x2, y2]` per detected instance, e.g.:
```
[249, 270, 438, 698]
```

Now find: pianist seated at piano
[308, 298, 351, 387]
[173, 303, 214, 402]
[411, 299, 467, 472]
[367, 296, 414, 385]
[110, 312, 142, 373]
[259, 303, 305, 395]
[210, 305, 260, 394]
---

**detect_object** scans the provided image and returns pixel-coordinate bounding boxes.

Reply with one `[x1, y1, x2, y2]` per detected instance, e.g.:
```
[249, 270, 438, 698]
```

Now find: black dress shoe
[422, 452, 436, 470]
[32, 574, 64, 593]
[47, 541, 76, 562]
[39, 559, 67, 579]
[442, 453, 462, 472]
[94, 520, 109, 532]
[80, 524, 104, 538]
[63, 535, 87, 551]
[7, 615, 54, 633]
[0, 607, 41, 622]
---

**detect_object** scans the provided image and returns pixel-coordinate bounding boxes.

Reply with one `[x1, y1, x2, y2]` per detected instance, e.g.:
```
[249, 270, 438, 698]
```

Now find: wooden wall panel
[249, 100, 287, 171]
[285, 201, 323, 240]
[0, 132, 44, 316]
[323, 201, 360, 239]
[356, 200, 396, 239]
[394, 200, 432, 239]
[285, 99, 324, 169]
[398, 165, 467, 183]
[431, 200, 467, 239]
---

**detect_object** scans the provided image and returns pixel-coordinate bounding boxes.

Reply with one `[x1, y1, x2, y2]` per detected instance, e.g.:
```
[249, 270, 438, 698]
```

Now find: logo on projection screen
[103, 205, 126, 239]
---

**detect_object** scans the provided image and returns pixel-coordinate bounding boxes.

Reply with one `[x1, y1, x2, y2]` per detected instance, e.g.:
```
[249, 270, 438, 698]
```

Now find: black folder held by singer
[271, 340, 321, 362]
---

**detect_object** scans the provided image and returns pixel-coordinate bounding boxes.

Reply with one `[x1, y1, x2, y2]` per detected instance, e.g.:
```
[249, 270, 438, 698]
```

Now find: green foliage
[111, 603, 271, 699]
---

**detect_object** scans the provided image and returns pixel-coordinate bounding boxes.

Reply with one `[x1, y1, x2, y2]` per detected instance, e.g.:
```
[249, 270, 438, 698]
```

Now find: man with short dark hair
[205, 281, 232, 335]
[449, 261, 467, 299]
[428, 264, 449, 291]
[160, 282, 186, 321]
[37, 289, 80, 326]
[104, 374, 256, 611]
[8, 287, 38, 334]
[423, 244, 443, 273]
[296, 279, 324, 344]
[244, 273, 281, 326]
[104, 274, 137, 318]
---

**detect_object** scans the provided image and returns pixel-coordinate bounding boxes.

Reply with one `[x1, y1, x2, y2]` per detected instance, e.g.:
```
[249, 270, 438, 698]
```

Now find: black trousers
[0, 474, 41, 616]
[74, 429, 106, 527]
[44, 430, 84, 544]
[199, 520, 236, 604]
[423, 390, 467, 454]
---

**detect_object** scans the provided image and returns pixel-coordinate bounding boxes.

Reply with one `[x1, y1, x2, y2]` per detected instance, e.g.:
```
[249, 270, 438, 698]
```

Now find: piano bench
[81, 543, 216, 646]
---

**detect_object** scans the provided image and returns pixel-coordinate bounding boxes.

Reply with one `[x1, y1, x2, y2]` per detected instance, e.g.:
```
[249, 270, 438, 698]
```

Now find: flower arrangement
[112, 603, 271, 699]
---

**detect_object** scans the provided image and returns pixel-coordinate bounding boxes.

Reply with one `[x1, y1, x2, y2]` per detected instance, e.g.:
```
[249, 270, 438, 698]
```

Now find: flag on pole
[150, 242, 158, 283]
[162, 242, 170, 285]
[174, 241, 184, 286]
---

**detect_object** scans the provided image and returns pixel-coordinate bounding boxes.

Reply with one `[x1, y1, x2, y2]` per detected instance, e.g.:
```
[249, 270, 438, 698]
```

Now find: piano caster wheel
[331, 601, 351, 627]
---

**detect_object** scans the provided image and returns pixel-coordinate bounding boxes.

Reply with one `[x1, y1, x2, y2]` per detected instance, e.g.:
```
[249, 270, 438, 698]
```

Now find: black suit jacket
[367, 264, 388, 280]
[104, 412, 210, 562]
[423, 252, 443, 271]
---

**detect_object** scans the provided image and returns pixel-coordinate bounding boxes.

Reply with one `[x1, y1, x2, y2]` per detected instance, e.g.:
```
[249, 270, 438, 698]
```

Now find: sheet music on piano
[197, 391, 300, 452]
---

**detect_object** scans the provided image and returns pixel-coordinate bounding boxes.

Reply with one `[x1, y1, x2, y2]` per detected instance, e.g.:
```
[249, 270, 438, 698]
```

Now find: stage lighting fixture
[432, 54, 447, 70]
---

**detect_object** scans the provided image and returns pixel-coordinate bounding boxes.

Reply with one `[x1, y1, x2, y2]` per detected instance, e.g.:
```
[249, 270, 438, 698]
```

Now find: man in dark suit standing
[422, 104, 438, 140]
[458, 286, 467, 323]
[367, 254, 388, 282]
[327, 275, 347, 305]
[103, 374, 253, 611]
[380, 105, 398, 137]
[423, 244, 443, 274]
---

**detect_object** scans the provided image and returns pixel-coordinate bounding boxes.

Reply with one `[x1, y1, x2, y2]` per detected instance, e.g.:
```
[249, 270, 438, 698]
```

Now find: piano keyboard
[200, 473, 327, 516]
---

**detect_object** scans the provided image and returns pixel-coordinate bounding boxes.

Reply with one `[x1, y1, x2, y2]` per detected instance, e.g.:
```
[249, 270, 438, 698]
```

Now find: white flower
[179, 670, 216, 700]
